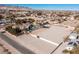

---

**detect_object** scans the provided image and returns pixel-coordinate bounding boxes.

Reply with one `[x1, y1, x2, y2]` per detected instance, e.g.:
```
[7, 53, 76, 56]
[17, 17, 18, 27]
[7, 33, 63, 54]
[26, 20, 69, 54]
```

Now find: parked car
[0, 29, 6, 33]
[41, 21, 50, 28]
[42, 24, 50, 28]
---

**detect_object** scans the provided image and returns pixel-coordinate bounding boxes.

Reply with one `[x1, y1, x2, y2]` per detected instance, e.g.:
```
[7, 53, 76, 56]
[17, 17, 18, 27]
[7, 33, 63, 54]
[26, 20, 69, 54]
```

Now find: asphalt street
[0, 32, 35, 54]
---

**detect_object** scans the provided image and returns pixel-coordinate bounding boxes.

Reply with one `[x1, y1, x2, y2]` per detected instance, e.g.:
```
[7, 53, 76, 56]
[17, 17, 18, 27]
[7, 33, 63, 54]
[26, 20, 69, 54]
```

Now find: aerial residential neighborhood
[0, 4, 79, 54]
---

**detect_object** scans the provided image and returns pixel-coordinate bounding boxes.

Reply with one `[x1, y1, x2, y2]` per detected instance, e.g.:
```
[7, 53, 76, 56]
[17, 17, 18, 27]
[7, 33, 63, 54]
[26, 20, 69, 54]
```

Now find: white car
[0, 28, 5, 33]
[43, 24, 50, 28]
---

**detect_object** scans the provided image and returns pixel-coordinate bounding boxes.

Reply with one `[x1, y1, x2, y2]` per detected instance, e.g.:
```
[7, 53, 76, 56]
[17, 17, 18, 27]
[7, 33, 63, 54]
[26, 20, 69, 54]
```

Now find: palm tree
[63, 39, 79, 54]
[69, 39, 79, 46]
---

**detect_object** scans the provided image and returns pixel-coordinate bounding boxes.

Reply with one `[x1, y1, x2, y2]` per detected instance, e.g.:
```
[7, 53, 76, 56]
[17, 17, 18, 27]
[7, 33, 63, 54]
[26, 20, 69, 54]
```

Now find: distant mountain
[0, 5, 32, 11]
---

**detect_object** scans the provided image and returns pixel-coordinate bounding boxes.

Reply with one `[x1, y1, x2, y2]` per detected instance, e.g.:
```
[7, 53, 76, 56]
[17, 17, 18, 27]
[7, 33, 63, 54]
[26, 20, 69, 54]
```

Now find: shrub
[62, 49, 69, 53]
[6, 26, 23, 36]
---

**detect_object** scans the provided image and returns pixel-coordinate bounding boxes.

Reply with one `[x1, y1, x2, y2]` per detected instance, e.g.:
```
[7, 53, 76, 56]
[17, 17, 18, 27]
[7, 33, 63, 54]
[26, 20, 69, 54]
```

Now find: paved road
[0, 32, 35, 54]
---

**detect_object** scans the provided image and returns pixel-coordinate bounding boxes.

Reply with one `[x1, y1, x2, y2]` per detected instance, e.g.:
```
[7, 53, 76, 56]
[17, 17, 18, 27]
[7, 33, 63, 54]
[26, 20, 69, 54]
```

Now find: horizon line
[0, 4, 79, 11]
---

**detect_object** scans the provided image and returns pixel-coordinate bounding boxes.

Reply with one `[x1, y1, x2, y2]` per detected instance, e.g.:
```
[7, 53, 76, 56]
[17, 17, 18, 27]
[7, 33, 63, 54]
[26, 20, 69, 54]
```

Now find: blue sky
[0, 4, 79, 10]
